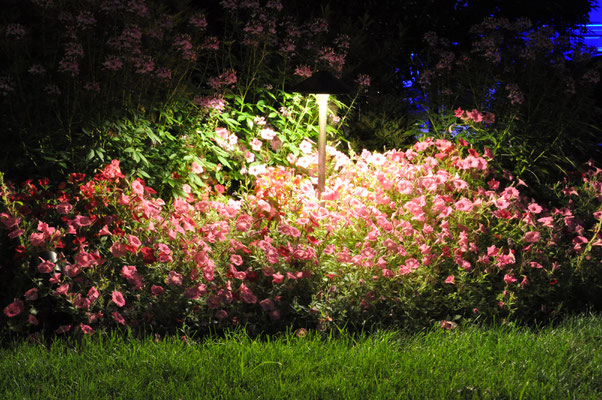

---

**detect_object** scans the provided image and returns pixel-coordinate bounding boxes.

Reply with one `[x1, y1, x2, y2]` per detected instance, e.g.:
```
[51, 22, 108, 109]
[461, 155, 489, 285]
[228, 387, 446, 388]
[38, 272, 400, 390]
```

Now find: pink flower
[128, 235, 141, 248]
[269, 310, 281, 320]
[102, 56, 123, 71]
[80, 323, 94, 335]
[56, 202, 73, 214]
[455, 197, 474, 212]
[355, 74, 371, 89]
[523, 231, 540, 243]
[260, 298, 275, 312]
[185, 284, 206, 299]
[537, 216, 555, 228]
[75, 251, 97, 268]
[230, 254, 243, 266]
[530, 262, 543, 269]
[24, 288, 38, 301]
[441, 320, 458, 330]
[294, 65, 312, 78]
[483, 112, 495, 124]
[121, 265, 137, 280]
[56, 325, 72, 334]
[278, 224, 301, 238]
[572, 235, 589, 250]
[191, 162, 204, 174]
[244, 151, 255, 163]
[3, 298, 24, 317]
[151, 285, 165, 296]
[28, 314, 39, 325]
[486, 245, 499, 256]
[37, 260, 55, 274]
[111, 290, 126, 307]
[88, 287, 100, 302]
[0, 213, 20, 229]
[98, 225, 112, 236]
[110, 242, 128, 258]
[239, 283, 257, 304]
[260, 128, 277, 141]
[445, 275, 455, 284]
[250, 138, 262, 151]
[299, 139, 314, 154]
[528, 203, 543, 214]
[248, 164, 267, 176]
[131, 179, 145, 196]
[235, 214, 253, 232]
[54, 283, 70, 296]
[112, 311, 126, 325]
[166, 270, 183, 286]
[503, 274, 518, 285]
[272, 272, 284, 284]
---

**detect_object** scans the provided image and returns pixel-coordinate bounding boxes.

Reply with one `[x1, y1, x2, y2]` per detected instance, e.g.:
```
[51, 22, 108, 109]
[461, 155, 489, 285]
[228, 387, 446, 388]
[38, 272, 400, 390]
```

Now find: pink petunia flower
[3, 298, 24, 317]
[528, 203, 543, 214]
[28, 314, 39, 325]
[166, 270, 183, 286]
[111, 290, 126, 307]
[80, 323, 94, 335]
[88, 287, 100, 302]
[445, 275, 455, 284]
[272, 272, 284, 284]
[523, 231, 540, 243]
[230, 254, 243, 266]
[24, 288, 38, 301]
[112, 311, 126, 325]
[151, 285, 165, 296]
[131, 179, 145, 196]
[260, 128, 277, 141]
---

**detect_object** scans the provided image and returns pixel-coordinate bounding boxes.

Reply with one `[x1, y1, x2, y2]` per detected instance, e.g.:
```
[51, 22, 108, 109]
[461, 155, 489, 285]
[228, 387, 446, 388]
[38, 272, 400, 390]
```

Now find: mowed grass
[1, 314, 601, 399]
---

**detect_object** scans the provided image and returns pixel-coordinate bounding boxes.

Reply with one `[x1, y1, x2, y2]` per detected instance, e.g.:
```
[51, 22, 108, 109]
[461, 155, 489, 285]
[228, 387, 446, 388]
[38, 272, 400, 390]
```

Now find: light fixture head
[289, 70, 352, 95]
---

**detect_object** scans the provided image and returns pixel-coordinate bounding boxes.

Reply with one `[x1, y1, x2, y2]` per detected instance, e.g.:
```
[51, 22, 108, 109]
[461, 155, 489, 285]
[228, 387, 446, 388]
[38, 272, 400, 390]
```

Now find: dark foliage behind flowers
[0, 0, 364, 195]
[417, 17, 602, 187]
[1, 138, 600, 338]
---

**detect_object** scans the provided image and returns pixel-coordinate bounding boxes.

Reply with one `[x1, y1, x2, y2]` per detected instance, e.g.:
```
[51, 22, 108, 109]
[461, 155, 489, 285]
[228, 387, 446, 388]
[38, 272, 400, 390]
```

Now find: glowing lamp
[290, 71, 351, 196]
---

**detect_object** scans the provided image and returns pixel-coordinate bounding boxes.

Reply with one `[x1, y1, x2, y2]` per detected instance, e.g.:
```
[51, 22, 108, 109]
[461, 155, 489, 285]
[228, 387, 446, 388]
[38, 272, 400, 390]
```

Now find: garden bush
[0, 0, 364, 196]
[1, 135, 600, 338]
[416, 17, 602, 187]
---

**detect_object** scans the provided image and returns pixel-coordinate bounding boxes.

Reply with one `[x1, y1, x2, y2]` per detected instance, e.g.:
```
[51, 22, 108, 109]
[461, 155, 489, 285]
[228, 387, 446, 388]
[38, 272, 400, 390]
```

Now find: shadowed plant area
[1, 313, 601, 399]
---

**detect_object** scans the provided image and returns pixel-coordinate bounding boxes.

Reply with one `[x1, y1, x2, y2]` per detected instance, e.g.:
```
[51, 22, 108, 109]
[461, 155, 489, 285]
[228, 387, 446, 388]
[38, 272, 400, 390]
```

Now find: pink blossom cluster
[195, 95, 226, 113]
[454, 107, 495, 124]
[207, 70, 238, 91]
[1, 142, 600, 335]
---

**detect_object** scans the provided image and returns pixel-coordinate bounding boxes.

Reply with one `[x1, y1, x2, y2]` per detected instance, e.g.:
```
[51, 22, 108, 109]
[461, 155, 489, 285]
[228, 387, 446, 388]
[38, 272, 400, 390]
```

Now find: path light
[290, 71, 351, 197]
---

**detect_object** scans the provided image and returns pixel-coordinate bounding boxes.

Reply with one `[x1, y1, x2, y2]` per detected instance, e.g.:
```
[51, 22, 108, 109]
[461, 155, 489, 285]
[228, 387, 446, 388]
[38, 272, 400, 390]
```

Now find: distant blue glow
[580, 3, 602, 54]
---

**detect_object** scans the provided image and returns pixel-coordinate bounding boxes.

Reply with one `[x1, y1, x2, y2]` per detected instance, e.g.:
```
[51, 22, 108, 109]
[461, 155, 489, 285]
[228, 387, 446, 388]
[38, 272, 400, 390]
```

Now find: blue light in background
[580, 2, 602, 54]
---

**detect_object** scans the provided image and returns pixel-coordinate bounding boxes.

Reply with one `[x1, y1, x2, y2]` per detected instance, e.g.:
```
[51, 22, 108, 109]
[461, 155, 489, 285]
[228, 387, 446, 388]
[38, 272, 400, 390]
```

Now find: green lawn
[1, 314, 601, 399]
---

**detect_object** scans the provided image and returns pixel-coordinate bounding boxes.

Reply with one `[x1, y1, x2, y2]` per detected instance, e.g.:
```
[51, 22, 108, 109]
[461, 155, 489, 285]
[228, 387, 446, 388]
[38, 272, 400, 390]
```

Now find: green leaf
[216, 155, 233, 169]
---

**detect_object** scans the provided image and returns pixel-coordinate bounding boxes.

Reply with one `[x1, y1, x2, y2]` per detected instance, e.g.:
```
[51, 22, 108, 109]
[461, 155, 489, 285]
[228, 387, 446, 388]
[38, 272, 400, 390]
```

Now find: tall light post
[290, 71, 351, 196]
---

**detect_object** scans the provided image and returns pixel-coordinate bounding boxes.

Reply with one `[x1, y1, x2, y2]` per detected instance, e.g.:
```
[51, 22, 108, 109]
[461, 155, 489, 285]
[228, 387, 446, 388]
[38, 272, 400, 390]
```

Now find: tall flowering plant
[416, 17, 601, 185]
[0, 0, 368, 191]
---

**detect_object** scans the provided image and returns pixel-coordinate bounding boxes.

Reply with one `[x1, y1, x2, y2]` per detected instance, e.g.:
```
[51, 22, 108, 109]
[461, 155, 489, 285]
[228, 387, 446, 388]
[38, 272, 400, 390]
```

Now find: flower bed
[1, 138, 601, 337]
